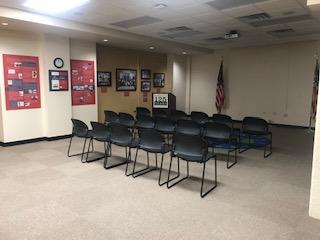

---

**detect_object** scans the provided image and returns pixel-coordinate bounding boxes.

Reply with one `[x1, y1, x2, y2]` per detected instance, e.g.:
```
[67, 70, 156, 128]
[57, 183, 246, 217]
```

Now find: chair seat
[174, 151, 215, 162]
[111, 138, 138, 148]
[140, 144, 171, 154]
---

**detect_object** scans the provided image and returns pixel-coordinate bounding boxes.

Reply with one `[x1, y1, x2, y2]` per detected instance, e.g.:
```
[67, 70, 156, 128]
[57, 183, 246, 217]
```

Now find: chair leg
[103, 144, 128, 170]
[167, 157, 189, 189]
[227, 148, 237, 169]
[239, 135, 251, 154]
[68, 136, 94, 158]
[132, 150, 158, 178]
[86, 138, 106, 163]
[81, 138, 89, 163]
[158, 153, 179, 186]
[264, 143, 272, 158]
[200, 156, 218, 198]
[125, 147, 135, 176]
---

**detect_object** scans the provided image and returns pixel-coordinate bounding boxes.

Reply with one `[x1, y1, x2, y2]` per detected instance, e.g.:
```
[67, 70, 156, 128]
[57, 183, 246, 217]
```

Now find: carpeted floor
[0, 126, 320, 240]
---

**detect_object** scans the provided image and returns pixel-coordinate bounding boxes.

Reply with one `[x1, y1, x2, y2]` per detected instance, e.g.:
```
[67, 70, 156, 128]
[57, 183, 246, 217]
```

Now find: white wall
[189, 41, 320, 126]
[70, 40, 98, 126]
[0, 30, 43, 142]
[170, 54, 188, 112]
[0, 30, 97, 143]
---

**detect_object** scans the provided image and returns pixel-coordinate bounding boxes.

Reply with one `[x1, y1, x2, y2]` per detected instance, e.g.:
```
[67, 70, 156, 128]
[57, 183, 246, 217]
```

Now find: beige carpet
[0, 126, 320, 240]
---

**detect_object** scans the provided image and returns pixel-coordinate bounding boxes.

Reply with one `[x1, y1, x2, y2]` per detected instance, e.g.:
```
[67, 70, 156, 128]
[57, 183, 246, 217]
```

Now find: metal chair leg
[158, 154, 179, 186]
[200, 156, 218, 198]
[68, 136, 93, 158]
[227, 148, 237, 169]
[132, 149, 157, 178]
[103, 144, 128, 170]
[167, 157, 189, 189]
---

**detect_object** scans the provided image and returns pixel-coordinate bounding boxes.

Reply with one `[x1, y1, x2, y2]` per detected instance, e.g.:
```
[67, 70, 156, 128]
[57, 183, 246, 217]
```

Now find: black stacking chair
[132, 129, 172, 185]
[135, 115, 155, 130]
[105, 124, 138, 176]
[152, 109, 167, 118]
[86, 122, 111, 163]
[136, 107, 151, 117]
[212, 113, 240, 138]
[240, 117, 272, 158]
[104, 110, 119, 125]
[203, 122, 238, 169]
[175, 120, 201, 136]
[119, 112, 135, 130]
[155, 117, 175, 144]
[190, 111, 210, 125]
[68, 119, 93, 163]
[170, 110, 189, 122]
[167, 133, 217, 198]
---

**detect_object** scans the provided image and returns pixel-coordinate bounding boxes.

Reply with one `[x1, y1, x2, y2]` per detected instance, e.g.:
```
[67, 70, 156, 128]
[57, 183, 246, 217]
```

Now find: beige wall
[190, 41, 320, 126]
[71, 40, 98, 127]
[97, 45, 170, 122]
[0, 30, 96, 142]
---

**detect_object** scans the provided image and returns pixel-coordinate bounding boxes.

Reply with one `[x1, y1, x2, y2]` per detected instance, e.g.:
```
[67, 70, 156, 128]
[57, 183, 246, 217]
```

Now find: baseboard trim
[0, 135, 71, 147]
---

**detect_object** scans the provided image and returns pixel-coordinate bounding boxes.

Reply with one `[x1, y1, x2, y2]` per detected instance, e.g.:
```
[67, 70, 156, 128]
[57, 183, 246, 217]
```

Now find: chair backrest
[71, 119, 89, 137]
[203, 122, 231, 141]
[119, 112, 135, 128]
[152, 109, 167, 118]
[110, 123, 133, 144]
[139, 128, 164, 151]
[136, 107, 151, 117]
[170, 110, 188, 122]
[242, 117, 269, 134]
[175, 120, 201, 136]
[212, 114, 233, 128]
[155, 117, 175, 133]
[135, 115, 155, 129]
[104, 110, 119, 125]
[90, 122, 110, 138]
[190, 111, 210, 125]
[174, 133, 206, 161]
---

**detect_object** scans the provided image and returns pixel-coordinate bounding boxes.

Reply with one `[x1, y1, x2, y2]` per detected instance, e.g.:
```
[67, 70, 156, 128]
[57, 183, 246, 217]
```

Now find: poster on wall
[3, 54, 41, 110]
[71, 59, 95, 105]
[49, 70, 69, 91]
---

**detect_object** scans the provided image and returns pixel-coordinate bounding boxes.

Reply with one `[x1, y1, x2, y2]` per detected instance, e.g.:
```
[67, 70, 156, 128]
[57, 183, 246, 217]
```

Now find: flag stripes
[215, 61, 224, 113]
[311, 59, 319, 120]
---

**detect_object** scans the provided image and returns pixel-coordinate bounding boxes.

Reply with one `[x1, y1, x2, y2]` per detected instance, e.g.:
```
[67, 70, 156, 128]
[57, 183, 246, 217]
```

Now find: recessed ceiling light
[182, 51, 187, 55]
[23, 0, 90, 14]
[149, 46, 155, 50]
[154, 3, 168, 9]
[103, 39, 109, 42]
[1, 22, 9, 26]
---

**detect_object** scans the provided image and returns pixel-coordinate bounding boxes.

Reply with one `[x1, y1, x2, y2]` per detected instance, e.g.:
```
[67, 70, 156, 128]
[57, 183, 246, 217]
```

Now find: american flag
[215, 61, 224, 113]
[311, 59, 319, 120]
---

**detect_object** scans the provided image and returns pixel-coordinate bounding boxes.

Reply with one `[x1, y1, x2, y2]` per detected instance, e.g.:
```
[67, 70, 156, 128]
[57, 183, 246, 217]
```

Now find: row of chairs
[68, 120, 218, 198]
[105, 109, 273, 159]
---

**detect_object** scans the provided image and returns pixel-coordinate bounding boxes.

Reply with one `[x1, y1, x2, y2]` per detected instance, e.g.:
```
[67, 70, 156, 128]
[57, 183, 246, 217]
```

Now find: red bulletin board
[3, 54, 41, 110]
[71, 59, 95, 106]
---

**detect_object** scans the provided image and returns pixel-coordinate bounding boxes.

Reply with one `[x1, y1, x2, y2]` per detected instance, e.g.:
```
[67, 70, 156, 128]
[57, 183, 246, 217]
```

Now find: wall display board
[153, 93, 169, 109]
[49, 70, 69, 91]
[97, 71, 111, 86]
[3, 54, 41, 110]
[71, 59, 95, 105]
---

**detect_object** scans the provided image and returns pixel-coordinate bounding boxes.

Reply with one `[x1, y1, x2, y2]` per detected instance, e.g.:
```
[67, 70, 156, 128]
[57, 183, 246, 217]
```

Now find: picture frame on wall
[97, 71, 112, 87]
[49, 70, 69, 91]
[153, 73, 165, 88]
[116, 69, 137, 91]
[141, 69, 151, 79]
[141, 80, 151, 92]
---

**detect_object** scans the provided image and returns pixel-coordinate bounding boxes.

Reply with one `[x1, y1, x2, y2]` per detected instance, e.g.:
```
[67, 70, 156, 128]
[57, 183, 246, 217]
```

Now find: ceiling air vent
[205, 37, 226, 42]
[165, 26, 193, 32]
[268, 28, 295, 37]
[206, 0, 269, 10]
[111, 16, 162, 28]
[238, 12, 271, 24]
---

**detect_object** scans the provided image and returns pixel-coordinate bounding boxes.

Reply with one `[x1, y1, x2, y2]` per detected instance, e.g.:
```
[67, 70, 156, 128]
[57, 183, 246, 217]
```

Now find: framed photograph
[153, 73, 165, 88]
[141, 80, 151, 92]
[97, 71, 111, 86]
[141, 69, 151, 79]
[116, 69, 137, 91]
[49, 70, 69, 91]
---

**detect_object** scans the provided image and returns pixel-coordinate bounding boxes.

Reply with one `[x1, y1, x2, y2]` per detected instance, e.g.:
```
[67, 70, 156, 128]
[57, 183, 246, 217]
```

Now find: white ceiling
[1, 0, 320, 51]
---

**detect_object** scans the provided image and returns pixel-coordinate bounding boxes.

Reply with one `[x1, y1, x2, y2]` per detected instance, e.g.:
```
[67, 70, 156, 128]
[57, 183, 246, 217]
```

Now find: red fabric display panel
[71, 59, 95, 105]
[3, 54, 41, 110]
